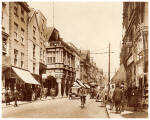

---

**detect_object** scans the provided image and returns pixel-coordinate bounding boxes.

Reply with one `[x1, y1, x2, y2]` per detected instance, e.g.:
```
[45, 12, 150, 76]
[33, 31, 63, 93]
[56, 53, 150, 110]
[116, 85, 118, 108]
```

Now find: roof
[46, 27, 55, 41]
[80, 50, 90, 60]
[28, 8, 36, 22]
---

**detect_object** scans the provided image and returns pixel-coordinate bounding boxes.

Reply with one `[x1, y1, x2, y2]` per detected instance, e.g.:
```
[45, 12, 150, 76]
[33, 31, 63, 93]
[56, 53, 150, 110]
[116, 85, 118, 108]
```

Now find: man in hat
[113, 84, 122, 113]
[78, 86, 87, 107]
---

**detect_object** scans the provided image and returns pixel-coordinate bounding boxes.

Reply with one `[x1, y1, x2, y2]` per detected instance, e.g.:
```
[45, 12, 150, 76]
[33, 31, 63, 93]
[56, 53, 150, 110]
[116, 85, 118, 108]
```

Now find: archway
[46, 75, 57, 96]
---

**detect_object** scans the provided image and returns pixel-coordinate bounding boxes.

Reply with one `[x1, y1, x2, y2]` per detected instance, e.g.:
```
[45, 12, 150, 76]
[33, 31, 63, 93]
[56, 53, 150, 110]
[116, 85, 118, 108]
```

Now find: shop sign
[127, 55, 134, 66]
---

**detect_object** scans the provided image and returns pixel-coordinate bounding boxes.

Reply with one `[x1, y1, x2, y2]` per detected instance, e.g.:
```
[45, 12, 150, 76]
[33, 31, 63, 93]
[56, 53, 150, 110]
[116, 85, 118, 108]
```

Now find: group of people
[3, 85, 57, 107]
[108, 83, 140, 113]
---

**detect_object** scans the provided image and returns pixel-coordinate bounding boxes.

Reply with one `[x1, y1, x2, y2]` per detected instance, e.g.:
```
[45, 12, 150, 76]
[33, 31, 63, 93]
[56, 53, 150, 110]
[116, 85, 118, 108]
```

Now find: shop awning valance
[76, 80, 85, 87]
[12, 67, 40, 85]
[83, 83, 90, 88]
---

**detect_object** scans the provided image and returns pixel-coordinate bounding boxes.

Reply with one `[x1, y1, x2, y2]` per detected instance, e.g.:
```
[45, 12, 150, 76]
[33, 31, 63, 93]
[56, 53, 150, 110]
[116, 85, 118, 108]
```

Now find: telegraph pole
[108, 43, 110, 94]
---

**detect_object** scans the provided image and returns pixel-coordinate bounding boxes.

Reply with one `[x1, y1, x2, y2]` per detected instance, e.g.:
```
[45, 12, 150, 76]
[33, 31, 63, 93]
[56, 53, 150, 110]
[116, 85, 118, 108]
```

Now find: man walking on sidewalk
[14, 88, 19, 107]
[109, 85, 115, 110]
[113, 84, 122, 113]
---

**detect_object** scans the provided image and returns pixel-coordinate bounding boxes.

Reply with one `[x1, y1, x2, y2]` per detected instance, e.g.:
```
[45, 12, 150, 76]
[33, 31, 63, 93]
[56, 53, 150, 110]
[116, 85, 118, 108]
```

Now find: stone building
[121, 2, 148, 107]
[80, 50, 90, 83]
[28, 9, 47, 84]
[1, 2, 40, 100]
[45, 27, 76, 97]
[2, 2, 10, 91]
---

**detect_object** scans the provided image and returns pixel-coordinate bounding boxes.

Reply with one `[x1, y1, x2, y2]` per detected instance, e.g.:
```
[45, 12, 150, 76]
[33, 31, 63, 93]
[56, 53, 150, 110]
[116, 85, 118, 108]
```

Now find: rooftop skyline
[28, 2, 123, 78]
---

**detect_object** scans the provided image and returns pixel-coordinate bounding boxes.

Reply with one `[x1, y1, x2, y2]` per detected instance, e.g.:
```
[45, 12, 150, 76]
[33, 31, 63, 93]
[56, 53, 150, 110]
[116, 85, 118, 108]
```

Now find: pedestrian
[14, 88, 19, 107]
[120, 84, 127, 112]
[50, 88, 56, 99]
[131, 86, 138, 111]
[78, 86, 87, 106]
[5, 89, 10, 106]
[127, 84, 132, 107]
[113, 84, 122, 113]
[109, 85, 115, 110]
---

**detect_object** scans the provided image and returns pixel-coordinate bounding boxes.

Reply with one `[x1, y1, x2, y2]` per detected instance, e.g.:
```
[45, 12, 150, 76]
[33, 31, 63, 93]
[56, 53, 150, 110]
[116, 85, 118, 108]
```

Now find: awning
[73, 82, 81, 87]
[89, 82, 97, 86]
[83, 83, 90, 88]
[12, 67, 40, 85]
[76, 80, 85, 87]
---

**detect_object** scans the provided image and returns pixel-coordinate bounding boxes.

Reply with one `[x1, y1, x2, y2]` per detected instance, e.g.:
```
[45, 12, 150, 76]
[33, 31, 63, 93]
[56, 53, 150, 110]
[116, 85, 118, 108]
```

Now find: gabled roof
[28, 8, 36, 22]
[46, 27, 55, 40]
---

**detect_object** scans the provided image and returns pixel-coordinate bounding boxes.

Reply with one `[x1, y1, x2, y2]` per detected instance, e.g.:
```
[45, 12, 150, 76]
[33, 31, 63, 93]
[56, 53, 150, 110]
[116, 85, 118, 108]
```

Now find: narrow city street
[2, 96, 108, 118]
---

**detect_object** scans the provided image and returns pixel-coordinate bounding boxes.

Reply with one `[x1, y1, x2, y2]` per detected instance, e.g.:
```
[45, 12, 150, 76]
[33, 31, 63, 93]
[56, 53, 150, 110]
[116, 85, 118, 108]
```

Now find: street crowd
[95, 83, 141, 114]
[2, 85, 56, 107]
[2, 83, 141, 113]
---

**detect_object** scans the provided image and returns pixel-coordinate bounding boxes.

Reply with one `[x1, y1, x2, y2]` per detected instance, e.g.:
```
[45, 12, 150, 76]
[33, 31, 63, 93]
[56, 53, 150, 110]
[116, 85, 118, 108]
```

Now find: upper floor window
[21, 17, 25, 23]
[33, 44, 36, 58]
[21, 52, 24, 68]
[21, 8, 24, 16]
[14, 23, 18, 41]
[2, 38, 7, 55]
[40, 48, 42, 59]
[14, 49, 18, 66]
[33, 63, 36, 74]
[14, 4, 18, 16]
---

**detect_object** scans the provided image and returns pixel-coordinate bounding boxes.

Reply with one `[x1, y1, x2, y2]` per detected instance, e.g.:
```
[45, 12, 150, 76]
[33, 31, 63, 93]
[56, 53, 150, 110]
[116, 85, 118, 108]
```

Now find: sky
[28, 1, 123, 79]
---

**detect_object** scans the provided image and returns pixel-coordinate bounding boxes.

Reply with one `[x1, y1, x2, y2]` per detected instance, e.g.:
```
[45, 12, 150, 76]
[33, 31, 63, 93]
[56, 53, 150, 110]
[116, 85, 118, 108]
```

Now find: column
[57, 78, 62, 98]
[63, 80, 67, 97]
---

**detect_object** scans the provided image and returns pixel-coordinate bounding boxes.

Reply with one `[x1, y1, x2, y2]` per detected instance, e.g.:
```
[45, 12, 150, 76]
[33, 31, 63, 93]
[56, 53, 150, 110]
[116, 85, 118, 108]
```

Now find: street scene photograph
[1, 0, 148, 118]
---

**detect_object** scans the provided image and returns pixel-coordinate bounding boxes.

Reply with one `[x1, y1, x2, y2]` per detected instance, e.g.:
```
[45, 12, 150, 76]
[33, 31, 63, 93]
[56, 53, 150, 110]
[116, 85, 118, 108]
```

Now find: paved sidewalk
[2, 96, 66, 109]
[106, 105, 148, 118]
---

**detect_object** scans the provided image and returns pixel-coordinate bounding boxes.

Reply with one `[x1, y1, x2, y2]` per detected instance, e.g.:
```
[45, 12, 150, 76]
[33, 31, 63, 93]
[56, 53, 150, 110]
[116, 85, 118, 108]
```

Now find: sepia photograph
[1, 0, 148, 118]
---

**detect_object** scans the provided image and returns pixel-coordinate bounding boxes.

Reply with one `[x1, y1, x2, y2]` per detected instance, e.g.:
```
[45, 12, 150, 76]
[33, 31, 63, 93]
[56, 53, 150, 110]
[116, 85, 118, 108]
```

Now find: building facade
[121, 2, 148, 107]
[45, 27, 76, 97]
[2, 2, 10, 91]
[27, 9, 47, 84]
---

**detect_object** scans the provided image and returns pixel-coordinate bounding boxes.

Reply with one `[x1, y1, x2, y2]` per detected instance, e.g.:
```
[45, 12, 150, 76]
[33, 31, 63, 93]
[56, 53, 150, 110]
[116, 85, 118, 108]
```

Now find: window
[21, 8, 24, 16]
[47, 57, 52, 64]
[33, 30, 35, 36]
[21, 28, 24, 43]
[14, 23, 18, 41]
[2, 38, 7, 55]
[33, 26, 36, 36]
[14, 49, 18, 66]
[21, 52, 24, 68]
[21, 17, 25, 23]
[40, 48, 42, 59]
[33, 44, 36, 58]
[21, 28, 24, 35]
[33, 63, 36, 74]
[14, 4, 18, 16]
[21, 37, 24, 43]
[33, 36, 36, 41]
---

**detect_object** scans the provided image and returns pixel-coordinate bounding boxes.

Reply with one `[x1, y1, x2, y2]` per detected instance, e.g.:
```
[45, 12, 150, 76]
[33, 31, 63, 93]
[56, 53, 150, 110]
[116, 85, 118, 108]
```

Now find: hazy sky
[28, 2, 123, 78]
